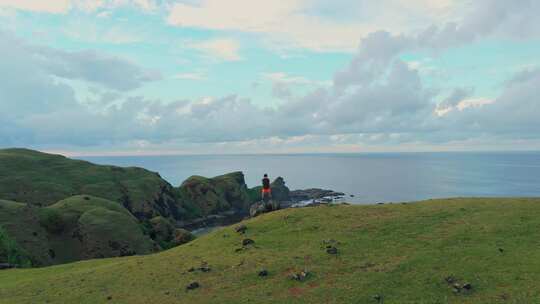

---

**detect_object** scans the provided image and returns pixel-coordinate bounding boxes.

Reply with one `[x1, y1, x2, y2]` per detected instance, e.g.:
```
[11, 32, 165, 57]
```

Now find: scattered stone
[290, 270, 310, 282]
[106, 296, 112, 300]
[445, 276, 473, 294]
[258, 269, 268, 277]
[235, 224, 247, 234]
[326, 247, 338, 255]
[373, 294, 382, 302]
[498, 248, 504, 253]
[242, 238, 255, 246]
[199, 266, 211, 272]
[444, 276, 456, 284]
[186, 282, 200, 290]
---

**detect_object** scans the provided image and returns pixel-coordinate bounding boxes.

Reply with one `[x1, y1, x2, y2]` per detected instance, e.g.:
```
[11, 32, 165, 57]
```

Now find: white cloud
[188, 39, 241, 61]
[0, 0, 159, 14]
[167, 0, 469, 52]
[73, 0, 159, 12]
[0, 0, 71, 13]
[263, 73, 313, 85]
[456, 98, 494, 111]
[173, 72, 207, 81]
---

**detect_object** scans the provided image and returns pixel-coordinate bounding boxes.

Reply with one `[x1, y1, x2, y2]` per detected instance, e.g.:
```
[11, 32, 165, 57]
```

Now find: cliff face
[176, 172, 252, 217]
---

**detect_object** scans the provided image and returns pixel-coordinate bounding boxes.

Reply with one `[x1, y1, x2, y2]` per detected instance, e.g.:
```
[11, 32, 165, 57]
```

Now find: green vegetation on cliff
[1, 198, 539, 303]
[177, 172, 251, 217]
[0, 149, 255, 265]
[0, 148, 179, 220]
[0, 196, 155, 266]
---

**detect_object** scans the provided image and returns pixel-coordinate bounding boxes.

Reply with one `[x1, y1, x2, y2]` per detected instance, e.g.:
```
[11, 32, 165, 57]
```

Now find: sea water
[79, 152, 540, 204]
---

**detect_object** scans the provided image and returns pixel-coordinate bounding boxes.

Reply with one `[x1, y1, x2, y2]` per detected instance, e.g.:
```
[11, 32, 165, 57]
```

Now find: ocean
[78, 152, 540, 204]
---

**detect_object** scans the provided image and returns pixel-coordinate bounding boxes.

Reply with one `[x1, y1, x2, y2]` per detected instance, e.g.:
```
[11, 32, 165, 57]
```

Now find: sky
[0, 0, 539, 155]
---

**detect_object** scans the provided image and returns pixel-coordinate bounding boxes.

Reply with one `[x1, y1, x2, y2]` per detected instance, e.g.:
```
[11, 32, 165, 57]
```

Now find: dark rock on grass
[258, 269, 268, 277]
[235, 224, 247, 234]
[445, 276, 473, 294]
[498, 248, 504, 253]
[290, 270, 309, 282]
[250, 200, 280, 217]
[186, 282, 200, 291]
[462, 283, 472, 291]
[242, 238, 255, 246]
[199, 266, 211, 272]
[373, 294, 382, 302]
[106, 296, 112, 300]
[322, 239, 338, 245]
[326, 247, 338, 254]
[188, 262, 211, 273]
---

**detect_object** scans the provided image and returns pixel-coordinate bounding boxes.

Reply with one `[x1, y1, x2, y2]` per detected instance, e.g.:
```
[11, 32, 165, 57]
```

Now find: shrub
[0, 227, 32, 267]
[38, 209, 65, 234]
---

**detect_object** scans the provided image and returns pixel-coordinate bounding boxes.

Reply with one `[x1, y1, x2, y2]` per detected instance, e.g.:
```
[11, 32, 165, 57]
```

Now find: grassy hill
[0, 148, 181, 220]
[1, 198, 539, 303]
[0, 148, 255, 265]
[0, 196, 155, 266]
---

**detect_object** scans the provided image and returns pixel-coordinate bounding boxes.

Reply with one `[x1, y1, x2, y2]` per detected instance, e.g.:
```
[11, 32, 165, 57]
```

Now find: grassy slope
[1, 198, 540, 303]
[0, 196, 155, 266]
[0, 148, 176, 219]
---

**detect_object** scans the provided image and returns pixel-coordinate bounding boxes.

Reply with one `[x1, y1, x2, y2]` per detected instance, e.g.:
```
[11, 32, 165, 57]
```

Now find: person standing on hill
[262, 174, 271, 202]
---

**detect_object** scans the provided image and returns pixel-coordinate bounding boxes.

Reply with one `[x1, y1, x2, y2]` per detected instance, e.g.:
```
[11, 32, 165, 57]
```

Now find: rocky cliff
[0, 149, 254, 266]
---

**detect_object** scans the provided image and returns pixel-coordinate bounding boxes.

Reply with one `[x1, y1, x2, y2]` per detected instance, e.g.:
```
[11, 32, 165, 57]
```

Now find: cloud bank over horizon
[0, 0, 539, 155]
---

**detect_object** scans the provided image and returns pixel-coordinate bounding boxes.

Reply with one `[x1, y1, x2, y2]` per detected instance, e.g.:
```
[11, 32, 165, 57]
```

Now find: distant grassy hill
[0, 148, 255, 266]
[1, 198, 539, 303]
[0, 148, 181, 220]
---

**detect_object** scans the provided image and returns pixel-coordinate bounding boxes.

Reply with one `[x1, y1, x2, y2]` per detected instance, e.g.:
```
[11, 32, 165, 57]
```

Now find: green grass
[1, 198, 539, 303]
[0, 148, 178, 219]
[0, 196, 155, 266]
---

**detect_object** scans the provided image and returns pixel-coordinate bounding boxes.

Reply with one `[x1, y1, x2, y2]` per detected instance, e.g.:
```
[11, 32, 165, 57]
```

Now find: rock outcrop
[249, 200, 281, 217]
[177, 172, 252, 217]
[289, 189, 345, 201]
[248, 176, 292, 203]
